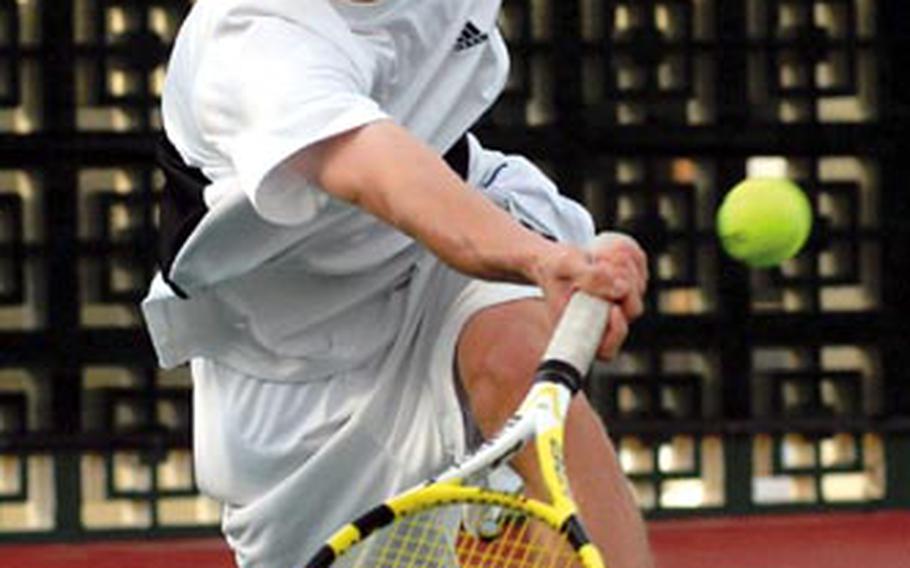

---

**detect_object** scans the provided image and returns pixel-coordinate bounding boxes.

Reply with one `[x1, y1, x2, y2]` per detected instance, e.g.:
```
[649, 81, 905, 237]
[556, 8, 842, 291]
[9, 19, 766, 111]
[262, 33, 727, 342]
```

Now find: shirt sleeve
[195, 12, 389, 225]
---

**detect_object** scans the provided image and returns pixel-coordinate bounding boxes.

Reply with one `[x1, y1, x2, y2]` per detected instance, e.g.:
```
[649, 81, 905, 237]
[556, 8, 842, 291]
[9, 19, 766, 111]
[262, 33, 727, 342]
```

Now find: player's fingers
[619, 254, 647, 319]
[592, 232, 649, 292]
[546, 239, 645, 323]
[591, 244, 645, 288]
[610, 249, 648, 308]
[596, 305, 629, 361]
[572, 263, 614, 300]
[586, 254, 639, 298]
[613, 257, 646, 306]
[619, 285, 645, 321]
[616, 253, 647, 299]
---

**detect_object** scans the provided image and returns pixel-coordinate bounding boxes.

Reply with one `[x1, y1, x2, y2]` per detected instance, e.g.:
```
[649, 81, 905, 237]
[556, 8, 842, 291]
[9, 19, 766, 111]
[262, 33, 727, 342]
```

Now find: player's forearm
[295, 120, 561, 284]
[383, 157, 556, 284]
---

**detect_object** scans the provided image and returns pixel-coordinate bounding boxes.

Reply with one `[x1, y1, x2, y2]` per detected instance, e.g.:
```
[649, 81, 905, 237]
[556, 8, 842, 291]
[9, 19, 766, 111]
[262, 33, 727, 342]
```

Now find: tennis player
[142, 0, 653, 567]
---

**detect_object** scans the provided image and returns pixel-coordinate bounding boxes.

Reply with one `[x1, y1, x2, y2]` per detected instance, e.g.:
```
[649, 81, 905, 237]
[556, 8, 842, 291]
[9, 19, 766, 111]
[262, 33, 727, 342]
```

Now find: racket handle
[543, 292, 610, 374]
[543, 233, 621, 373]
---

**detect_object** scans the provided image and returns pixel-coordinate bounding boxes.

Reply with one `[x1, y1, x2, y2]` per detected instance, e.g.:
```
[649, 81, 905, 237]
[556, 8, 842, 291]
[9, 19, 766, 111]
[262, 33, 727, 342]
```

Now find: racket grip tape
[542, 292, 610, 374]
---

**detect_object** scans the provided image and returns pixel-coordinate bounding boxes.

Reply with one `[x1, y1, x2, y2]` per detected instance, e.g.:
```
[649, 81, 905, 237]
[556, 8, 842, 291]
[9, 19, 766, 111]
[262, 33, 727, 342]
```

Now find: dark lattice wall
[0, 0, 908, 539]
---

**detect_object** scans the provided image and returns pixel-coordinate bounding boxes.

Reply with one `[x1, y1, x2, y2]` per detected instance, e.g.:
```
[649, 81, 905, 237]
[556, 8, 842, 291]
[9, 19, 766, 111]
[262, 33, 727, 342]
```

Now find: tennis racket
[305, 241, 613, 568]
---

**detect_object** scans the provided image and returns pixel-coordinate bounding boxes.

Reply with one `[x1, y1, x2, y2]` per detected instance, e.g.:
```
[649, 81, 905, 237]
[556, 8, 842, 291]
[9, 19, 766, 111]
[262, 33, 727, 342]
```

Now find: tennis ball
[716, 178, 812, 268]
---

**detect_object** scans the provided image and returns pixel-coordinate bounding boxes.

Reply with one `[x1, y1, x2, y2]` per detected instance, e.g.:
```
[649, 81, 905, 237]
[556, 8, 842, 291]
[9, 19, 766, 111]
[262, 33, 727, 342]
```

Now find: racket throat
[434, 411, 537, 484]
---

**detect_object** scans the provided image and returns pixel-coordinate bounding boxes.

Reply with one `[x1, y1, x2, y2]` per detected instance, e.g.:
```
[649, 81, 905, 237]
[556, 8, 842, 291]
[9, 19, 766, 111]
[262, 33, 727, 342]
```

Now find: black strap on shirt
[444, 135, 469, 183]
[155, 133, 471, 298]
[156, 135, 208, 299]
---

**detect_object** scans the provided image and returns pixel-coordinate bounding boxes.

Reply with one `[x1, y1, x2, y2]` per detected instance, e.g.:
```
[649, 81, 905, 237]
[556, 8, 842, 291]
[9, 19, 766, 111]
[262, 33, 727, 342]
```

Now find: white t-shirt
[143, 0, 511, 373]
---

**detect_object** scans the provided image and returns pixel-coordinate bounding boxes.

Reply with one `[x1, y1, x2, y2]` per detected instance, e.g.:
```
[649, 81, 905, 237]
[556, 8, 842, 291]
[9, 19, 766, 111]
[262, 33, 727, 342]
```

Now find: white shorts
[192, 263, 539, 568]
[189, 138, 596, 568]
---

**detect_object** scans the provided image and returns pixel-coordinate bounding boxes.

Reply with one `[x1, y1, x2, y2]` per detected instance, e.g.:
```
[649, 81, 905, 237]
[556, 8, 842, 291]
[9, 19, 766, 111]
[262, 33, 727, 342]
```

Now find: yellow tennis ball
[716, 178, 813, 268]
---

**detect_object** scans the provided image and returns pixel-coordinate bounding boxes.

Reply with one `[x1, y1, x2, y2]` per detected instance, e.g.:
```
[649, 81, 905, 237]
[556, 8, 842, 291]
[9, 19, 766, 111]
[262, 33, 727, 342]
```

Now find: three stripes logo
[454, 21, 489, 52]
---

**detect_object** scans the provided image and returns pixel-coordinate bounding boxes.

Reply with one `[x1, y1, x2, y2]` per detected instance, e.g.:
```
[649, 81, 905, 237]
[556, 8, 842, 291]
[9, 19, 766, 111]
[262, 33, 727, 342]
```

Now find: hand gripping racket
[305, 242, 613, 568]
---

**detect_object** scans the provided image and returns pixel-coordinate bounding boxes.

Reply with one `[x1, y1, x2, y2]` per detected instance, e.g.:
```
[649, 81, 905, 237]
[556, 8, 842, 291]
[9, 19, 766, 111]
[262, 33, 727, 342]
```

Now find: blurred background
[0, 0, 908, 566]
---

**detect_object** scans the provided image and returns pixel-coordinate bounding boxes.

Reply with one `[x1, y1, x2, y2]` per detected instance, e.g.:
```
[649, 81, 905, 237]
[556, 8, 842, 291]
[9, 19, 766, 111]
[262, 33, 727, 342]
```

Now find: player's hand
[534, 232, 648, 361]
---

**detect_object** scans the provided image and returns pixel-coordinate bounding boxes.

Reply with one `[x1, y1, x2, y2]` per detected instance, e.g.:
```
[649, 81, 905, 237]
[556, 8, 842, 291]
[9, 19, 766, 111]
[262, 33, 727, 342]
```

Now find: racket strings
[456, 512, 580, 568]
[377, 508, 456, 567]
[334, 504, 581, 567]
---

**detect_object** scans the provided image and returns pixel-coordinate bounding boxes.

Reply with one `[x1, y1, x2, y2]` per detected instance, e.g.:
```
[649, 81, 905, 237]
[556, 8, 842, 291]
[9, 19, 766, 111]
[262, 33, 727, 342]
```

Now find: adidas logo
[454, 21, 488, 52]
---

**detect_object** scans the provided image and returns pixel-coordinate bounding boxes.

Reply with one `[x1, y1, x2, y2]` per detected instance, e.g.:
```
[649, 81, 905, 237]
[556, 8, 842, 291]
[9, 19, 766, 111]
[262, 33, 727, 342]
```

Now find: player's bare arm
[292, 120, 648, 359]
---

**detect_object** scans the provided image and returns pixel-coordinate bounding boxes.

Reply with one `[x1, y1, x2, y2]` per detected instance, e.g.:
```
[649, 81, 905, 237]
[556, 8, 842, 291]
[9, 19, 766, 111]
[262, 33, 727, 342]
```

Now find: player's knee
[456, 299, 551, 438]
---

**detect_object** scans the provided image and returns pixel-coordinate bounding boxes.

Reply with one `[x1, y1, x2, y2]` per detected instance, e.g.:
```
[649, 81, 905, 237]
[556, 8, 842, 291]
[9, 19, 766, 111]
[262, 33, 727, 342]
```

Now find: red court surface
[2, 511, 907, 568]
